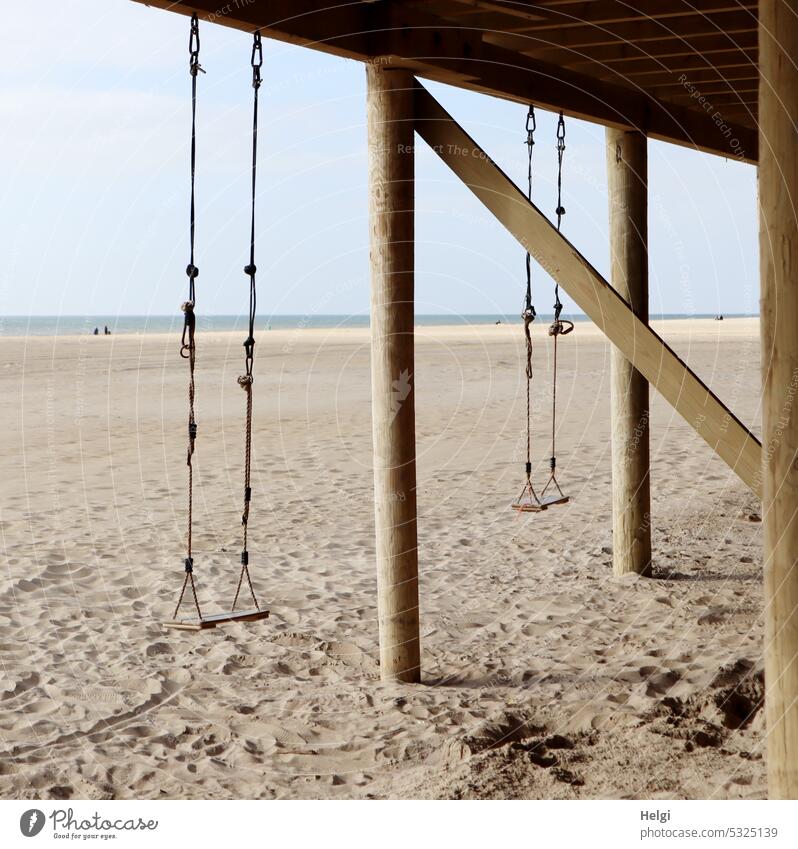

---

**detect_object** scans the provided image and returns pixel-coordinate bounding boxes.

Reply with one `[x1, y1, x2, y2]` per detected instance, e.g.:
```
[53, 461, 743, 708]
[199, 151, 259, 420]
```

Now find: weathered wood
[129, 0, 758, 162]
[759, 0, 798, 801]
[367, 66, 421, 684]
[413, 81, 762, 496]
[162, 608, 269, 631]
[501, 0, 757, 30]
[606, 128, 652, 577]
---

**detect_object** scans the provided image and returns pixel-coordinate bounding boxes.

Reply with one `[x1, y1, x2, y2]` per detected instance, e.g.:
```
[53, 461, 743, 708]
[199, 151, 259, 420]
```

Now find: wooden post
[760, 0, 798, 800]
[367, 65, 421, 683]
[606, 128, 652, 577]
[414, 84, 762, 495]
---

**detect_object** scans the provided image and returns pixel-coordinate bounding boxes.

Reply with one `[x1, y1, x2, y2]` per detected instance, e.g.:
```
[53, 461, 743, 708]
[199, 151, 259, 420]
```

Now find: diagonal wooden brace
[413, 80, 762, 497]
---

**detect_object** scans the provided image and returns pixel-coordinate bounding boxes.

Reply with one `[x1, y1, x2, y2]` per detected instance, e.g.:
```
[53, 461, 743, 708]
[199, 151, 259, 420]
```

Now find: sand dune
[0, 318, 765, 799]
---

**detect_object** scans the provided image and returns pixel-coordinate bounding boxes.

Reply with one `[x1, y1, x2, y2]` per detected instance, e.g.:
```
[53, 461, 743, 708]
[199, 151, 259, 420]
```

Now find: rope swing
[512, 108, 572, 513]
[174, 12, 204, 616]
[165, 17, 269, 630]
[512, 106, 545, 513]
[539, 112, 573, 507]
[231, 29, 263, 616]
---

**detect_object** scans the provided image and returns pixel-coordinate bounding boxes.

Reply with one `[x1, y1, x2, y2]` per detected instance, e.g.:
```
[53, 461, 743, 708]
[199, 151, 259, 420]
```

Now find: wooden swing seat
[511, 493, 569, 512]
[541, 493, 569, 507]
[162, 607, 269, 631]
[512, 501, 547, 513]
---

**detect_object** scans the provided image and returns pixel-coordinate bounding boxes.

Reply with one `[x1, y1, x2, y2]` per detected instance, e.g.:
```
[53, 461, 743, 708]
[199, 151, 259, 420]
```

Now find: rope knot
[549, 319, 574, 337]
[180, 302, 196, 358]
[238, 374, 254, 389]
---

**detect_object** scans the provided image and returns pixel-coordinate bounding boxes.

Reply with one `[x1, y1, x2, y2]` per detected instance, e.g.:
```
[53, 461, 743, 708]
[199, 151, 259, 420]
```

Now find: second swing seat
[540, 494, 569, 507]
[162, 607, 269, 631]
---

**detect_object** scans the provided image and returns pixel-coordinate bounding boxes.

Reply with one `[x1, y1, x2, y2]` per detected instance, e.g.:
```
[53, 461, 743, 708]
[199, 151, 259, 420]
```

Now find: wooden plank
[607, 128, 652, 577]
[413, 81, 762, 496]
[530, 31, 757, 71]
[527, 29, 758, 63]
[367, 66, 421, 684]
[565, 56, 757, 79]
[484, 11, 758, 50]
[384, 3, 757, 162]
[503, 0, 758, 30]
[130, 0, 758, 162]
[535, 0, 755, 9]
[444, 0, 757, 29]
[162, 608, 269, 631]
[759, 0, 798, 799]
[623, 68, 758, 87]
[129, 0, 379, 56]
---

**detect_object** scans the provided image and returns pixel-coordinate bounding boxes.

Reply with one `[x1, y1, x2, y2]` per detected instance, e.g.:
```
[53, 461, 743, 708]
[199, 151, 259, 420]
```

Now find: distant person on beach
[93, 327, 99, 335]
[104, 325, 110, 335]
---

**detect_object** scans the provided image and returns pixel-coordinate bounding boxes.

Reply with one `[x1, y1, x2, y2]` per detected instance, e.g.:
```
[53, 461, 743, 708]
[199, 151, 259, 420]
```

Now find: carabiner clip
[526, 105, 536, 146]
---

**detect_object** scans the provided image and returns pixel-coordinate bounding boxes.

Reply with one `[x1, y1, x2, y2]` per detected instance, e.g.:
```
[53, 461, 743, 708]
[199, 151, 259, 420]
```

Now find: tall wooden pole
[606, 128, 652, 577]
[760, 0, 798, 799]
[367, 65, 421, 683]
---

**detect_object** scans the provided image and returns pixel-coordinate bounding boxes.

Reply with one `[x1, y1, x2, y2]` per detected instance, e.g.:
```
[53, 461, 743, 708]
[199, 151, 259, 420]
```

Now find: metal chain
[233, 30, 263, 613]
[175, 12, 204, 620]
[522, 105, 537, 484]
[554, 111, 566, 316]
[546, 111, 573, 484]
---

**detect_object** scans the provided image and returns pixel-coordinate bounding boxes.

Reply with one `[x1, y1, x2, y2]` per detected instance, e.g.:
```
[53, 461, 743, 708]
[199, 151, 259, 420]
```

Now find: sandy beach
[0, 318, 766, 799]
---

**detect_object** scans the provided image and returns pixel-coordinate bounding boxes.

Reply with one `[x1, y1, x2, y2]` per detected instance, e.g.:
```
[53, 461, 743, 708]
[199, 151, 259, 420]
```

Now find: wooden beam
[413, 80, 762, 496]
[367, 66, 421, 684]
[503, 0, 758, 30]
[521, 38, 757, 84]
[568, 54, 757, 78]
[486, 12, 758, 50]
[623, 68, 758, 87]
[526, 28, 758, 61]
[534, 0, 755, 10]
[392, 45, 758, 162]
[130, 0, 379, 54]
[607, 128, 652, 577]
[759, 0, 798, 800]
[130, 0, 758, 162]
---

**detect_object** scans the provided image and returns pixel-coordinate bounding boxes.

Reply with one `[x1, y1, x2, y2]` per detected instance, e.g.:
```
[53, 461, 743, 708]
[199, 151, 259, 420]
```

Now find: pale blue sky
[0, 1, 759, 319]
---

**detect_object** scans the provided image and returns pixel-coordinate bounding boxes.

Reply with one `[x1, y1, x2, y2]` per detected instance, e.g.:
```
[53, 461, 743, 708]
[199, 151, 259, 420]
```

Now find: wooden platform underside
[414, 82, 762, 499]
[162, 608, 270, 631]
[130, 0, 758, 162]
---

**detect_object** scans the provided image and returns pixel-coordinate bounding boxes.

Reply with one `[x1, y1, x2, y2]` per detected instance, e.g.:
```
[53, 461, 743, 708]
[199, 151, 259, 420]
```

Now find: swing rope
[175, 13, 205, 620]
[232, 30, 263, 613]
[514, 105, 544, 510]
[542, 111, 573, 502]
